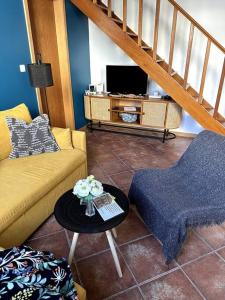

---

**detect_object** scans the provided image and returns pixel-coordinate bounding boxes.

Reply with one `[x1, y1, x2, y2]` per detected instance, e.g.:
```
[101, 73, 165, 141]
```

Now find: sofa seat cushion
[0, 149, 86, 232]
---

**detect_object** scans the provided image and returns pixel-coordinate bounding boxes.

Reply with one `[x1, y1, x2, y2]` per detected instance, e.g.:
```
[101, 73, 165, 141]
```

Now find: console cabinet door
[84, 96, 91, 119]
[165, 102, 182, 129]
[141, 102, 167, 128]
[91, 98, 111, 121]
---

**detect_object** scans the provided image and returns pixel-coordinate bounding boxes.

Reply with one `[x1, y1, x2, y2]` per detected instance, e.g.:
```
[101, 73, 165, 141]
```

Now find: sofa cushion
[51, 127, 73, 150]
[7, 114, 60, 159]
[0, 104, 32, 161]
[0, 149, 86, 233]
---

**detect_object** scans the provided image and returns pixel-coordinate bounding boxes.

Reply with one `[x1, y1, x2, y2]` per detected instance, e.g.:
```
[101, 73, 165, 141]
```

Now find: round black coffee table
[54, 184, 129, 277]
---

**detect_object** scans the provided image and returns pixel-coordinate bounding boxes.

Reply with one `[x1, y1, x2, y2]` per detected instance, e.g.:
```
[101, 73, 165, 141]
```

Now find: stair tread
[171, 71, 177, 76]
[127, 32, 137, 37]
[205, 108, 225, 122]
[216, 114, 225, 122]
[111, 17, 123, 24]
[97, 4, 108, 11]
[201, 101, 213, 110]
[141, 46, 152, 50]
[156, 59, 164, 63]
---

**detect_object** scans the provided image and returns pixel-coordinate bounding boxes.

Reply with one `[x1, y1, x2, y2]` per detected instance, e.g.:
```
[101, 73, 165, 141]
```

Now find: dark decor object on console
[129, 130, 225, 263]
[106, 65, 148, 95]
[27, 54, 53, 122]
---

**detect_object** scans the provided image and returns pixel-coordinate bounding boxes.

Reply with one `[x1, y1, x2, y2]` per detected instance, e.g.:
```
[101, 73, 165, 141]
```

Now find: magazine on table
[93, 193, 124, 221]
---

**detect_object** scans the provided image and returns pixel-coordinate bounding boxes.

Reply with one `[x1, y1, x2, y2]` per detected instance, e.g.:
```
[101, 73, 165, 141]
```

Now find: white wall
[88, 0, 225, 134]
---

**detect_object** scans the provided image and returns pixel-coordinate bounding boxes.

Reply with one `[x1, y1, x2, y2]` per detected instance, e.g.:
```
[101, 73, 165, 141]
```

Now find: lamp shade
[27, 63, 53, 88]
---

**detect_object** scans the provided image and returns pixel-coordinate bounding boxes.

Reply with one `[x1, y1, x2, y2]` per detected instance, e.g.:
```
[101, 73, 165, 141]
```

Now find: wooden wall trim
[23, 0, 75, 129]
[53, 0, 75, 129]
[23, 0, 43, 113]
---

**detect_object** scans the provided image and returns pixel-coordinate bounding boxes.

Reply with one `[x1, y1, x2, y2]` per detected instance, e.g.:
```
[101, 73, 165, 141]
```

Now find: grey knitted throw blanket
[129, 130, 225, 263]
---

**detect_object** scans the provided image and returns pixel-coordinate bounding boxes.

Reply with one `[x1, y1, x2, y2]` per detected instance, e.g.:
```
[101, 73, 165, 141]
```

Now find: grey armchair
[129, 130, 225, 263]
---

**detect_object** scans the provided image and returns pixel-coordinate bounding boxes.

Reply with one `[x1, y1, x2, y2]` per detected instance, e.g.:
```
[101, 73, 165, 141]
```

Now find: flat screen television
[106, 65, 148, 95]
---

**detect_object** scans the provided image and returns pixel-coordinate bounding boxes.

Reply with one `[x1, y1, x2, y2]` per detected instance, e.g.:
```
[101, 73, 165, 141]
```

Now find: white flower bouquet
[73, 175, 103, 203]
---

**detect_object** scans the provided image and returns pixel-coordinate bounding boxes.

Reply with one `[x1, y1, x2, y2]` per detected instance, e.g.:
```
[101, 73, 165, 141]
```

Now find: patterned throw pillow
[6, 114, 60, 159]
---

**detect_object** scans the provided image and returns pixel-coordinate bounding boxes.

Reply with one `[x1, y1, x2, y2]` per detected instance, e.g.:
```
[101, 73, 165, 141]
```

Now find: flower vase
[85, 200, 95, 217]
[80, 198, 86, 205]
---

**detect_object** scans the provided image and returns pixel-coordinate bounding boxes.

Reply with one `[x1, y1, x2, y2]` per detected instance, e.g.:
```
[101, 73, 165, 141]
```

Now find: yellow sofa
[0, 129, 87, 247]
[0, 104, 87, 299]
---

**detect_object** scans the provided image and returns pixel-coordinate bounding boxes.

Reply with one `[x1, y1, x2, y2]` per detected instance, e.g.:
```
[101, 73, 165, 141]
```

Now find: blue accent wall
[0, 1, 39, 117]
[65, 1, 91, 129]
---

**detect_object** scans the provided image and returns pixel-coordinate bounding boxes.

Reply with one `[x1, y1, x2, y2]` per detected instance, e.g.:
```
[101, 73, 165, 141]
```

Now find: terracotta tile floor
[25, 130, 225, 299]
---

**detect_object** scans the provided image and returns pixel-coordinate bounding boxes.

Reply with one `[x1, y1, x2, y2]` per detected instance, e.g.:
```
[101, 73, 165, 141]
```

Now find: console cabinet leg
[89, 120, 93, 132]
[162, 129, 166, 143]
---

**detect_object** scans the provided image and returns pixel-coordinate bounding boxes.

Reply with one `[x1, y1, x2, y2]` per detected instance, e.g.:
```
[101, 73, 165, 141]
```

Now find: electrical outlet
[19, 65, 26, 72]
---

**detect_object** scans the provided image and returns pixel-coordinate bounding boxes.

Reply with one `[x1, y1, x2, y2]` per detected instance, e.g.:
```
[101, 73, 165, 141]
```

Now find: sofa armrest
[72, 130, 86, 153]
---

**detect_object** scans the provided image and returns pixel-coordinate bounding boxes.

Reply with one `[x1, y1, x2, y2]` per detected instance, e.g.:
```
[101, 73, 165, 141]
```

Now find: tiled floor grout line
[112, 151, 135, 172]
[193, 229, 225, 253]
[114, 239, 146, 299]
[137, 266, 180, 287]
[192, 229, 225, 264]
[193, 229, 217, 250]
[75, 234, 152, 263]
[76, 247, 110, 262]
[193, 230, 225, 265]
[103, 285, 140, 300]
[171, 248, 207, 300]
[214, 251, 225, 264]
[178, 249, 216, 268]
[179, 266, 207, 300]
[170, 231, 225, 300]
[173, 230, 225, 269]
[90, 150, 127, 179]
[118, 233, 152, 247]
[27, 228, 64, 241]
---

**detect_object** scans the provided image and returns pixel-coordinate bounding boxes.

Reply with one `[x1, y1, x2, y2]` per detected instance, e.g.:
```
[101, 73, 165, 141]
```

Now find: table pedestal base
[68, 229, 122, 278]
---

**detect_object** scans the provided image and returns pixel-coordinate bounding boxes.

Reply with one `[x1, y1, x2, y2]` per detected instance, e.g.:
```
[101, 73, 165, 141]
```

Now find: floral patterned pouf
[0, 245, 78, 299]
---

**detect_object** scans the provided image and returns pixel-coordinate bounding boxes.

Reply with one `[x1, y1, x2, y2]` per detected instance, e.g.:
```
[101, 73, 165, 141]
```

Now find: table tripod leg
[112, 228, 117, 238]
[68, 232, 79, 265]
[106, 230, 122, 278]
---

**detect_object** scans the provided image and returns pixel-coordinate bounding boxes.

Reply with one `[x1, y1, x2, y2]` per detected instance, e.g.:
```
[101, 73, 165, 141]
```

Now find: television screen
[106, 65, 148, 95]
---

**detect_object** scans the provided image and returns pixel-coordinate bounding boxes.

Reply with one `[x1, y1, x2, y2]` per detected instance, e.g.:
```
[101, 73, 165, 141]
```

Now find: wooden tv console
[84, 94, 182, 142]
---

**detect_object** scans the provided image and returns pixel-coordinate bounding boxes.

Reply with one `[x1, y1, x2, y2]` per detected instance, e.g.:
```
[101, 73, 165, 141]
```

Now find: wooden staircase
[70, 0, 225, 135]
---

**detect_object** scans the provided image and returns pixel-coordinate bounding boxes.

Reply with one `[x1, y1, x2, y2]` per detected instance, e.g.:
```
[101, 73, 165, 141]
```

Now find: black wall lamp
[27, 54, 53, 121]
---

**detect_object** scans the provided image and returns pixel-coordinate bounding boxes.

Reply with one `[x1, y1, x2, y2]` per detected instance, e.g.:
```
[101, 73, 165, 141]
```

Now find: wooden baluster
[183, 23, 194, 88]
[198, 39, 211, 103]
[123, 0, 127, 32]
[168, 7, 178, 74]
[108, 0, 112, 17]
[153, 0, 161, 61]
[213, 58, 225, 118]
[138, 0, 143, 46]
